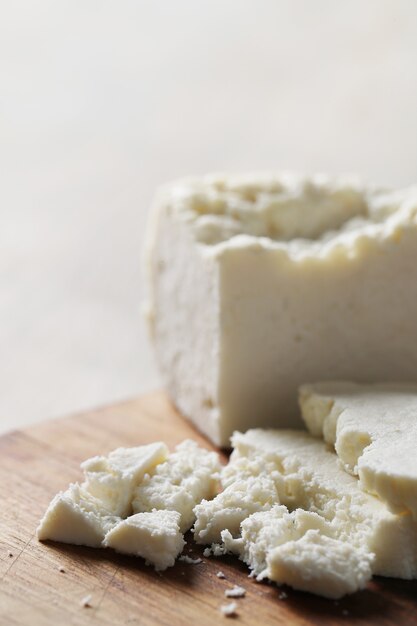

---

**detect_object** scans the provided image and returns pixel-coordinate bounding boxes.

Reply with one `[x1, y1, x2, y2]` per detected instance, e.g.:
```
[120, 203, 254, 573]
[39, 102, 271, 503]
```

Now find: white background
[1, 0, 417, 432]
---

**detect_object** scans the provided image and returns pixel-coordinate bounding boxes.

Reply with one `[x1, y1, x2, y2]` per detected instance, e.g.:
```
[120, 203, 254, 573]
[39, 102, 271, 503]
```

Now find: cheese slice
[104, 510, 185, 571]
[132, 440, 221, 532]
[300, 382, 417, 519]
[221, 506, 372, 599]
[145, 173, 417, 445]
[194, 429, 417, 586]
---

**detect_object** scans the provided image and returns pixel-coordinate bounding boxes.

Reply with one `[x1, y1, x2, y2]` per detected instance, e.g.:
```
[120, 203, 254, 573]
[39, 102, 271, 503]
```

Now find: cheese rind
[146, 173, 417, 445]
[104, 510, 185, 571]
[299, 382, 417, 519]
[132, 440, 220, 532]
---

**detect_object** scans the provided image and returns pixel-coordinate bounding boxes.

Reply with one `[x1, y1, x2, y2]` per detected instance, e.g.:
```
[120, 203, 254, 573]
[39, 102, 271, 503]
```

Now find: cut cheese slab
[145, 173, 417, 445]
[104, 510, 185, 571]
[300, 382, 417, 519]
[132, 440, 221, 532]
[222, 506, 372, 599]
[195, 429, 417, 585]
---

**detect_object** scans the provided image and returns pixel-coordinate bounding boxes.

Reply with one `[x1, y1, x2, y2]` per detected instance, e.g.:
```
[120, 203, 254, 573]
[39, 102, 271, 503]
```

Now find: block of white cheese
[37, 484, 119, 548]
[299, 381, 417, 520]
[222, 506, 372, 599]
[194, 429, 417, 583]
[104, 510, 185, 571]
[145, 173, 417, 445]
[132, 440, 220, 532]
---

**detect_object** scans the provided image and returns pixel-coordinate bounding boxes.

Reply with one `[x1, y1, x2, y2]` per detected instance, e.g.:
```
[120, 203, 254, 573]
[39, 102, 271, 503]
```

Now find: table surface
[2, 1, 417, 435]
[1, 391, 417, 626]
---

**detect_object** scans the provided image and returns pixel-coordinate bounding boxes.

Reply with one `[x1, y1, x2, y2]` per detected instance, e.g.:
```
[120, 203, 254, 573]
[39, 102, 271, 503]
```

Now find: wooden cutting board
[1, 392, 416, 626]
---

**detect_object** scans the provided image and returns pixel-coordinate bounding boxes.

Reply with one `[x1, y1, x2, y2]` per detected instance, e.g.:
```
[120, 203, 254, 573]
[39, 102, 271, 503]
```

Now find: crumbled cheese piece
[38, 439, 219, 559]
[211, 544, 228, 557]
[221, 506, 372, 599]
[228, 430, 417, 582]
[37, 483, 119, 547]
[300, 382, 417, 518]
[216, 570, 226, 579]
[58, 565, 65, 573]
[193, 475, 279, 543]
[145, 173, 417, 446]
[132, 440, 220, 532]
[38, 443, 169, 547]
[225, 585, 246, 598]
[80, 594, 92, 608]
[220, 602, 238, 617]
[178, 555, 202, 564]
[203, 547, 211, 557]
[270, 530, 372, 599]
[82, 442, 169, 517]
[104, 510, 185, 571]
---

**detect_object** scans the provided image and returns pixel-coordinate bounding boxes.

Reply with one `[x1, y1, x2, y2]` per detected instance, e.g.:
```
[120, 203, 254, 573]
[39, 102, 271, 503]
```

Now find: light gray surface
[1, 0, 417, 433]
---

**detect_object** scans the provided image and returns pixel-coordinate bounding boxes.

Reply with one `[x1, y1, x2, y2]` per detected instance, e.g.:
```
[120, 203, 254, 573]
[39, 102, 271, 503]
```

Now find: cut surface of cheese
[132, 440, 221, 532]
[300, 382, 417, 519]
[195, 429, 417, 586]
[104, 510, 185, 571]
[145, 172, 417, 445]
[37, 484, 119, 547]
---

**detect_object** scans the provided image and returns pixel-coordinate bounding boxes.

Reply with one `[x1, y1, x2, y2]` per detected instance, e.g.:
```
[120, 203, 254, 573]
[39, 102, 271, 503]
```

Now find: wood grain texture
[1, 391, 416, 625]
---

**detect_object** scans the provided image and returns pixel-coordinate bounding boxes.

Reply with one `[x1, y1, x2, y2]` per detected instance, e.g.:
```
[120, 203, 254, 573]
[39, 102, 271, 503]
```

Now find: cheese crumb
[225, 585, 246, 598]
[80, 594, 92, 608]
[179, 555, 202, 565]
[220, 602, 237, 617]
[217, 571, 226, 579]
[58, 565, 65, 573]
